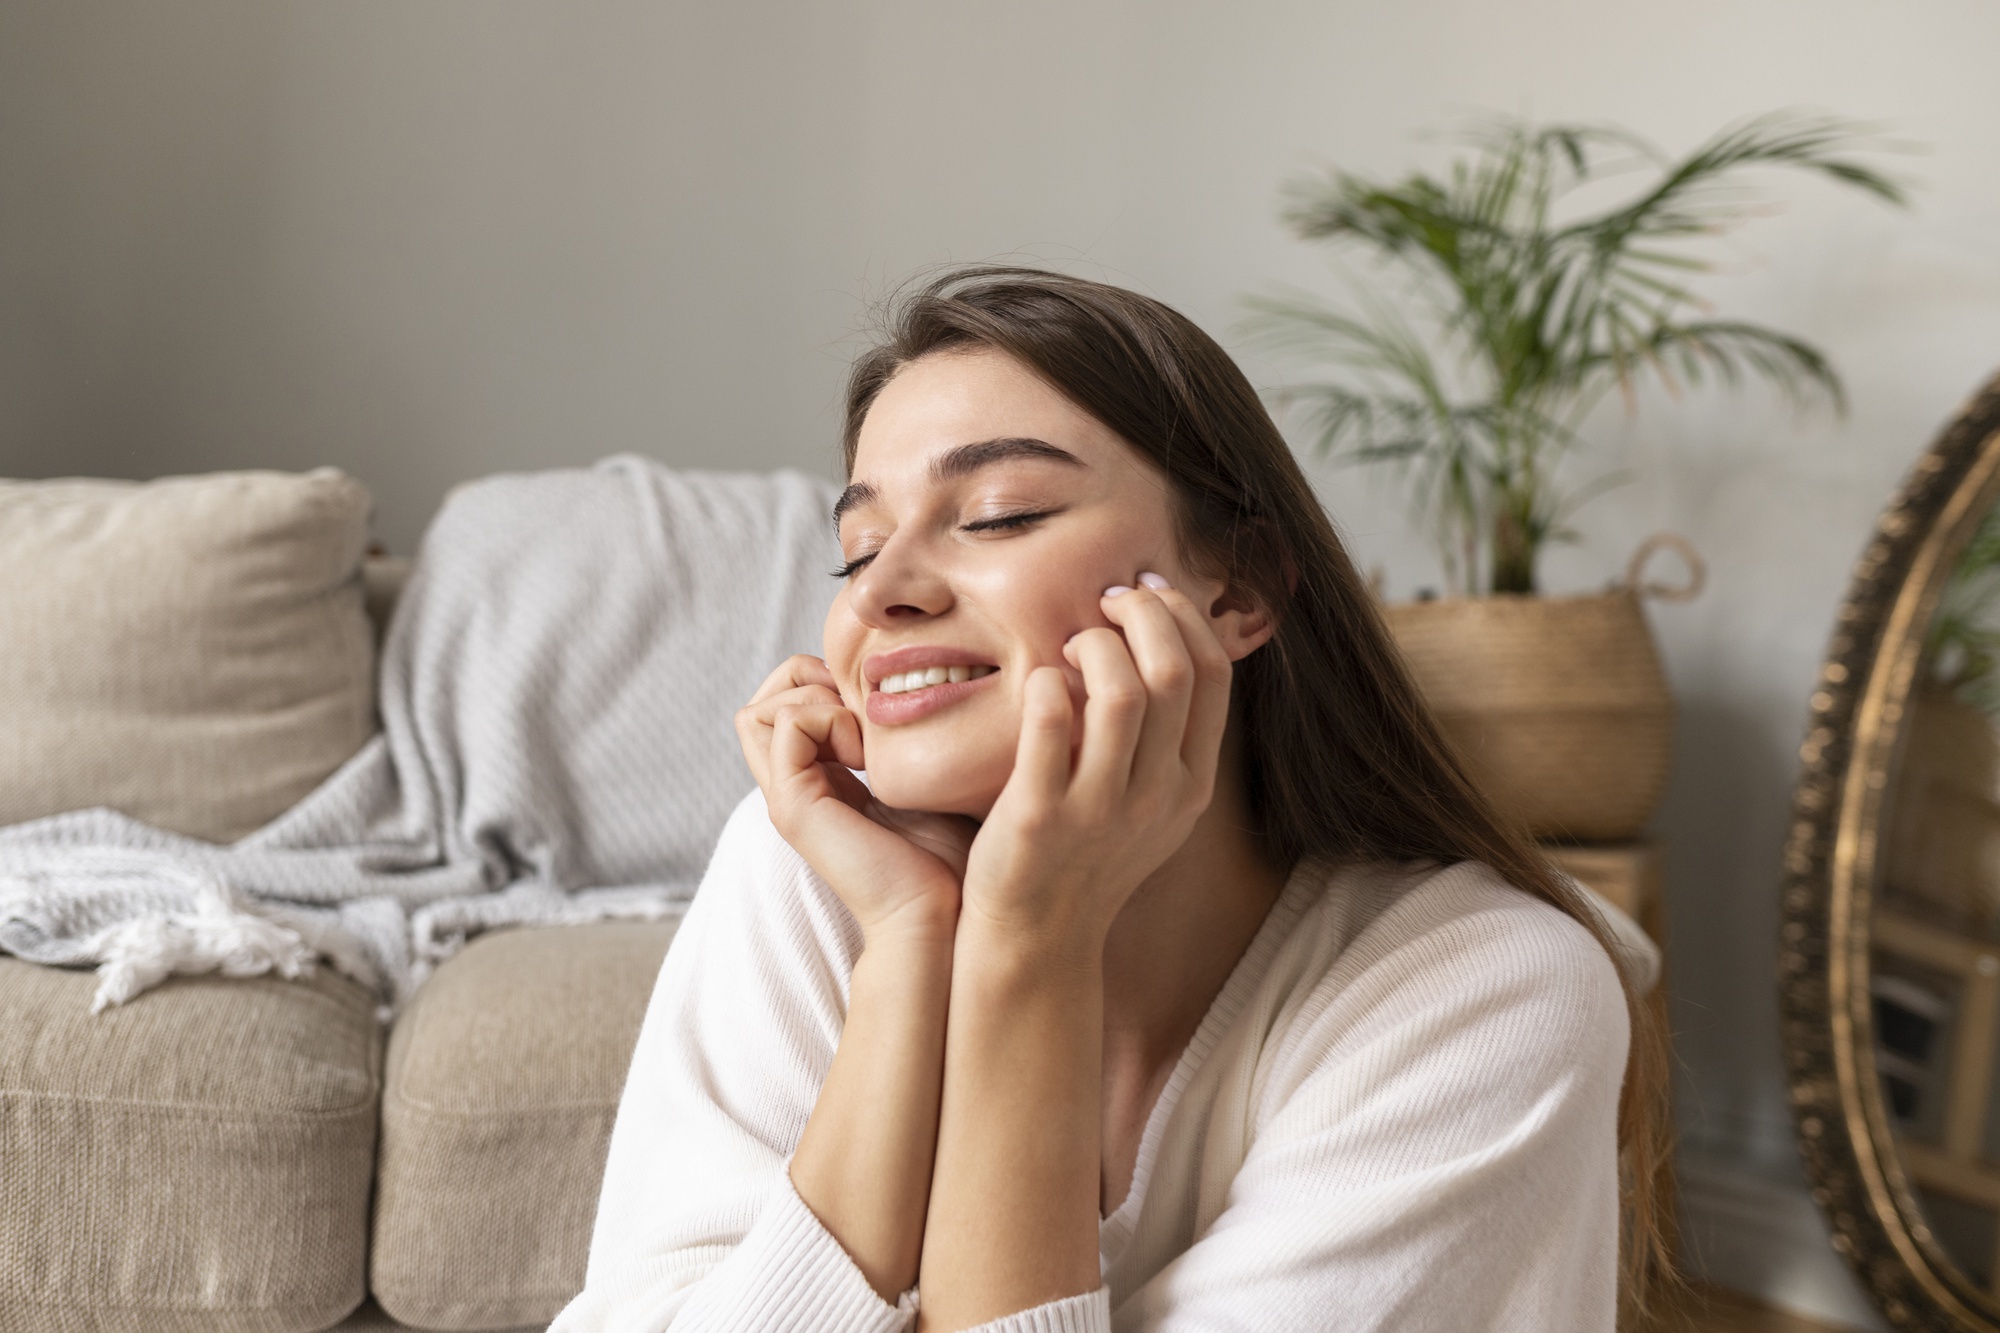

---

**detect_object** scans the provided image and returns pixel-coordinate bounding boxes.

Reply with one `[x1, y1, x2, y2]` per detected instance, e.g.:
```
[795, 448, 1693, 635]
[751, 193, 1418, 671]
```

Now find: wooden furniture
[1542, 839, 1678, 1266]
[1545, 839, 1667, 944]
[1873, 906, 2000, 1296]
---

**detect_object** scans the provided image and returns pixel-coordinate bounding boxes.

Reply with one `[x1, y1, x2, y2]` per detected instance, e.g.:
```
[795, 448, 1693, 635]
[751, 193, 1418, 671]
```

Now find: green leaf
[1250, 108, 1910, 592]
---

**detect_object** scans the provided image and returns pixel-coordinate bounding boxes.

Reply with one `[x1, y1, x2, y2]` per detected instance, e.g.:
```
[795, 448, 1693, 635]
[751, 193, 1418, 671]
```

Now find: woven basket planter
[1885, 684, 2000, 927]
[1381, 536, 1701, 843]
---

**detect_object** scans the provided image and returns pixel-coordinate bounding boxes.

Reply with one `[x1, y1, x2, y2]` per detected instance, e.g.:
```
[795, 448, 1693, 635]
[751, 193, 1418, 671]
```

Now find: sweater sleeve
[957, 1288, 1113, 1333]
[1118, 881, 1631, 1333]
[549, 790, 916, 1333]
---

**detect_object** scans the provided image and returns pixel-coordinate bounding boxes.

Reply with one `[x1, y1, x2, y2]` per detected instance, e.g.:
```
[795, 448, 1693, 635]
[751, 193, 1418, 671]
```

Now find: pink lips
[865, 672, 1000, 725]
[862, 645, 1001, 726]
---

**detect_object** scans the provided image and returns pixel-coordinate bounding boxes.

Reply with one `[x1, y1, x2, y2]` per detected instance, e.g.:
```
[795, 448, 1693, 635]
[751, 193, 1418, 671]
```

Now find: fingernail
[1103, 585, 1133, 598]
[1138, 572, 1171, 590]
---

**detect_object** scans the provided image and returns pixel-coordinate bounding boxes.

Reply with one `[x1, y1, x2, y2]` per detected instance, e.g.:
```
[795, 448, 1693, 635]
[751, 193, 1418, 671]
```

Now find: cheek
[961, 536, 1154, 666]
[821, 596, 866, 704]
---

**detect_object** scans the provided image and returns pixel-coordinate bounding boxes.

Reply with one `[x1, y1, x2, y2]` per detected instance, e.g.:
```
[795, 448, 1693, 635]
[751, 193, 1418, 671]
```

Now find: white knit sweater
[552, 792, 1628, 1333]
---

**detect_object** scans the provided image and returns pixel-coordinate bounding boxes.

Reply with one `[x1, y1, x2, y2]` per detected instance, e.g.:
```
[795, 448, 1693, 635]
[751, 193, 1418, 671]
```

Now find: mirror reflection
[1875, 500, 2000, 1291]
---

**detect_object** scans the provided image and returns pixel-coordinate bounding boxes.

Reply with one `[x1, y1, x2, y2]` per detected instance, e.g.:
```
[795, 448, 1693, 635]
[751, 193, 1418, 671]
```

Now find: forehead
[851, 348, 1141, 481]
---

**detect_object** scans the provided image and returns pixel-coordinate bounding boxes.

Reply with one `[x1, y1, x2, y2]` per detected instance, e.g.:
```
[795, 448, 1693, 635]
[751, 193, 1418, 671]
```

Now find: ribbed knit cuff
[691, 1176, 917, 1332]
[958, 1287, 1111, 1333]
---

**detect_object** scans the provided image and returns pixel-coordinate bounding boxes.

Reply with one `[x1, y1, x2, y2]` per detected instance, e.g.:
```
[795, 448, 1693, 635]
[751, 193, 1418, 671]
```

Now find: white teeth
[878, 664, 994, 695]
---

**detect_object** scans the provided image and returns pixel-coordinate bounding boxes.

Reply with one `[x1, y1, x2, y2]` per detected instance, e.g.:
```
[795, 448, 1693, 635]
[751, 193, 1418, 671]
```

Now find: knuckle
[1017, 805, 1059, 836]
[1148, 659, 1194, 694]
[1097, 682, 1147, 713]
[1029, 704, 1071, 731]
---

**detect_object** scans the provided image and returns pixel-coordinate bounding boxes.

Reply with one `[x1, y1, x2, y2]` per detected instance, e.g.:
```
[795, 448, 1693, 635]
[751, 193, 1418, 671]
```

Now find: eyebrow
[832, 437, 1084, 528]
[930, 436, 1083, 482]
[831, 482, 876, 529]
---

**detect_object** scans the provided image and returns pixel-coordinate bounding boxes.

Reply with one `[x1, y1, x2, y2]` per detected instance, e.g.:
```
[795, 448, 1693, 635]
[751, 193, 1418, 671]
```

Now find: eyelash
[830, 509, 1056, 579]
[962, 509, 1054, 533]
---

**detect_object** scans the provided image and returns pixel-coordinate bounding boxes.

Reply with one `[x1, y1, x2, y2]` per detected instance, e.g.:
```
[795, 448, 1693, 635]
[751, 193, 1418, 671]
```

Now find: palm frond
[1644, 320, 1848, 413]
[1565, 112, 1907, 256]
[1255, 109, 1910, 593]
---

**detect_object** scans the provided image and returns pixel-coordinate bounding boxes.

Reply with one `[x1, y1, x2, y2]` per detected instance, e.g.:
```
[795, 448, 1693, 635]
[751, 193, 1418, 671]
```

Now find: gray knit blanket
[0, 457, 840, 1012]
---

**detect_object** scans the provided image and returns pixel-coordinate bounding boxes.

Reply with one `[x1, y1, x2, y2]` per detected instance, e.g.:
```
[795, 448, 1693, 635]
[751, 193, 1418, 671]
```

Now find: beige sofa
[0, 471, 684, 1332]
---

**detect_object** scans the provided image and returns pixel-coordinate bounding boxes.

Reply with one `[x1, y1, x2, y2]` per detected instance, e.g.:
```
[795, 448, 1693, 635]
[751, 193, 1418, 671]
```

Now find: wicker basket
[1381, 535, 1701, 842]
[1885, 684, 2000, 928]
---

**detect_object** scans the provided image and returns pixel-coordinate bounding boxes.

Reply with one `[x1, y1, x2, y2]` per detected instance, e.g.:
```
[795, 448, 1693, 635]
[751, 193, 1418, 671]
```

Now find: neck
[1100, 753, 1289, 1071]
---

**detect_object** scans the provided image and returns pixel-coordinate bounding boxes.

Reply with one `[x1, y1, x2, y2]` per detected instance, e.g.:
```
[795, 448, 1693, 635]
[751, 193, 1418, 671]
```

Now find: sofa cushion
[371, 920, 679, 1331]
[0, 959, 381, 1333]
[0, 469, 376, 844]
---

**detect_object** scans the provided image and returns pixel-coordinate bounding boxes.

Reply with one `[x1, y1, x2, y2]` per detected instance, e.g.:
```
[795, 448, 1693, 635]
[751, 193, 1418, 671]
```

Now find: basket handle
[1625, 532, 1706, 602]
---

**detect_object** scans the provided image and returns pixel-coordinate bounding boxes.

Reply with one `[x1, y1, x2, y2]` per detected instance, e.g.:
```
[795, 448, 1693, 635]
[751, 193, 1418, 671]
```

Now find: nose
[847, 531, 953, 627]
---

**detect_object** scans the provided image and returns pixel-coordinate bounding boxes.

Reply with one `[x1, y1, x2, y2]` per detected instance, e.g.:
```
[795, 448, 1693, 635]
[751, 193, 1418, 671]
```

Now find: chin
[863, 741, 1009, 818]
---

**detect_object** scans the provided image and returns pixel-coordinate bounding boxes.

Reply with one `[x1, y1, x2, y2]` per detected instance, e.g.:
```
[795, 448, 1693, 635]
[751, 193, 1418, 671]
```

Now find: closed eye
[830, 552, 876, 579]
[830, 509, 1061, 579]
[961, 508, 1059, 534]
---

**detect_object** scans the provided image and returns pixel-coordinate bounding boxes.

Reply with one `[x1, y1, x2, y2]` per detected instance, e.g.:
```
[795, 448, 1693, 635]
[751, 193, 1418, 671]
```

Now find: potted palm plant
[1253, 112, 1906, 840]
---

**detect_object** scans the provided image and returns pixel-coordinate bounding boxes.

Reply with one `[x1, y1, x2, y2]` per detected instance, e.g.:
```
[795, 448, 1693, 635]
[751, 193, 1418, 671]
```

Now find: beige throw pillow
[0, 469, 376, 843]
[0, 958, 382, 1333]
[371, 921, 680, 1330]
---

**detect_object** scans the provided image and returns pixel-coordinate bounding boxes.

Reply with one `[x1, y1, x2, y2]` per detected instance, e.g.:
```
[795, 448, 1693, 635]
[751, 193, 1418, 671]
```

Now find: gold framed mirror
[1785, 371, 2000, 1329]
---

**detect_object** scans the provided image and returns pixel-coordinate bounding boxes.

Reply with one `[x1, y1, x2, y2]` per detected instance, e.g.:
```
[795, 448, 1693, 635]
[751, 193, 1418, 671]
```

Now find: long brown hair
[842, 265, 1675, 1315]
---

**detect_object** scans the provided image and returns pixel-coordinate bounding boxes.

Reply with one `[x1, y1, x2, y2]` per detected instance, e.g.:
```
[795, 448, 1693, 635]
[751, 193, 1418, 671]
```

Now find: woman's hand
[735, 655, 974, 942]
[918, 581, 1234, 1329]
[741, 658, 970, 1302]
[959, 575, 1235, 956]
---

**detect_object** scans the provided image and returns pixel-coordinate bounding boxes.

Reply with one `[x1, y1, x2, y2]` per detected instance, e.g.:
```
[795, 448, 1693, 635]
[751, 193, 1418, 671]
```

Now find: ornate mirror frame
[1784, 372, 2000, 1329]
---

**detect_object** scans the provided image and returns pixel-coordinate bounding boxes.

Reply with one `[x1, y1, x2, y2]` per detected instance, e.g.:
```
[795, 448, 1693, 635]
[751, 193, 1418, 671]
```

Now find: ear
[1207, 581, 1276, 663]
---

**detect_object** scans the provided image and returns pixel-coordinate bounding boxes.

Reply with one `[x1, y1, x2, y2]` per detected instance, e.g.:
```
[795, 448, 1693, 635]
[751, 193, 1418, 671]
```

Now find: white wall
[5, 1, 2000, 1316]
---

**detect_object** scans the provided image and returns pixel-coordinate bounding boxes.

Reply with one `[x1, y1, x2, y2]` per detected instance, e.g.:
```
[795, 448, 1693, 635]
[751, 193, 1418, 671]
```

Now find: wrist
[857, 892, 960, 958]
[951, 909, 1104, 994]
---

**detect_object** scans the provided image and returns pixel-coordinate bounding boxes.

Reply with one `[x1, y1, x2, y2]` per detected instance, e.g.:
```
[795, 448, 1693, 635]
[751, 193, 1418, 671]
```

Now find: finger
[748, 654, 839, 707]
[771, 703, 867, 787]
[752, 682, 846, 723]
[825, 763, 874, 810]
[734, 706, 772, 788]
[1068, 626, 1147, 799]
[1100, 587, 1195, 785]
[1008, 666, 1075, 807]
[735, 681, 847, 787]
[1140, 579, 1234, 774]
[817, 702, 868, 774]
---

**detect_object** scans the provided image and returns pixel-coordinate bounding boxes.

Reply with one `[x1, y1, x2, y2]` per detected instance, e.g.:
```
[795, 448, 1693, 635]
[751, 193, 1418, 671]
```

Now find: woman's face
[825, 347, 1237, 818]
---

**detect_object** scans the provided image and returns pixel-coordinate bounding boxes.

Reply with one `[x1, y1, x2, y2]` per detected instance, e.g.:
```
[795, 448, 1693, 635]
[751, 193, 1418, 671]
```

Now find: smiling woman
[551, 268, 1668, 1333]
[823, 354, 1246, 817]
